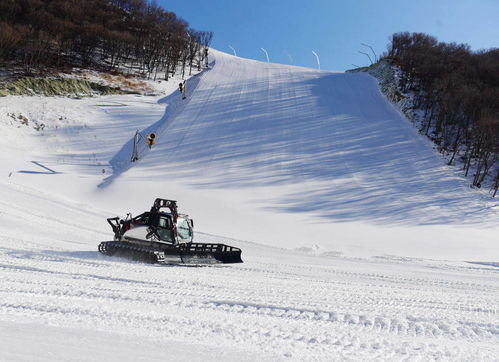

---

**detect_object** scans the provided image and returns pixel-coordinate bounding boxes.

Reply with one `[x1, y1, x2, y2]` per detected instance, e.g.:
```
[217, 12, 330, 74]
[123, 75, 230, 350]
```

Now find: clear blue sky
[158, 0, 498, 71]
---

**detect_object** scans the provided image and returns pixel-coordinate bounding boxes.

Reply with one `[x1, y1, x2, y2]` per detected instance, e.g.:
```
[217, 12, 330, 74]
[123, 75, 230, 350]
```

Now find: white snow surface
[0, 49, 498, 360]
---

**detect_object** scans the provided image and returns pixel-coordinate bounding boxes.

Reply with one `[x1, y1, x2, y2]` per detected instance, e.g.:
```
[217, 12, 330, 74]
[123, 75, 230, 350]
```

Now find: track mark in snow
[205, 300, 499, 340]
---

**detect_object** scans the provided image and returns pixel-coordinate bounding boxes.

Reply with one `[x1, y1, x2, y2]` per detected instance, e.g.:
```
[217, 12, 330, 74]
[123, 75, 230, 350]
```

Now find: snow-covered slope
[0, 50, 498, 360]
[27, 49, 496, 259]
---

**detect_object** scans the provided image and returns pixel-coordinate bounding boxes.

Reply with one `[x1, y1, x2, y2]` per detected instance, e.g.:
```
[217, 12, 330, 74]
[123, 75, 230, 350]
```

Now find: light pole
[260, 48, 269, 62]
[358, 51, 373, 65]
[311, 50, 320, 70]
[283, 50, 293, 63]
[361, 43, 377, 63]
[228, 45, 237, 56]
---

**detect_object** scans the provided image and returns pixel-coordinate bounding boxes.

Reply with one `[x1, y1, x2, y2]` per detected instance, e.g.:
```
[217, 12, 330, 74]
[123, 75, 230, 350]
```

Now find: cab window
[177, 218, 192, 241]
[157, 216, 173, 242]
[158, 216, 170, 228]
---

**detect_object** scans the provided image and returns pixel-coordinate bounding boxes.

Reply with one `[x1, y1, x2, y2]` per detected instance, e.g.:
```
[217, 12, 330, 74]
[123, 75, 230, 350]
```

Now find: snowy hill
[0, 50, 498, 360]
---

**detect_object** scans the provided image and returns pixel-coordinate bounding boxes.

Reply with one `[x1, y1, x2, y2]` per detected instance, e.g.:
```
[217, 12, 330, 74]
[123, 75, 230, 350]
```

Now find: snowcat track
[98, 241, 161, 263]
[98, 241, 242, 265]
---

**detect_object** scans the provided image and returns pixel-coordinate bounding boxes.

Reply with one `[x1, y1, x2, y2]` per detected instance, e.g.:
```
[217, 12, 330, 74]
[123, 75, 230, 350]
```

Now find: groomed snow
[0, 49, 498, 360]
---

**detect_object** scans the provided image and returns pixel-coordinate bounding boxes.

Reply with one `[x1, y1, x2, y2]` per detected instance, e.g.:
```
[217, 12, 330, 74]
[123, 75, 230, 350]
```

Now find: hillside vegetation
[0, 76, 136, 97]
[0, 0, 212, 79]
[383, 33, 498, 195]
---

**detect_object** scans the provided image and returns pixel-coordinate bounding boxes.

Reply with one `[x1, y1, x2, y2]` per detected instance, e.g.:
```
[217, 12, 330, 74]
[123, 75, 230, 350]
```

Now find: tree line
[385, 32, 499, 195]
[0, 0, 213, 79]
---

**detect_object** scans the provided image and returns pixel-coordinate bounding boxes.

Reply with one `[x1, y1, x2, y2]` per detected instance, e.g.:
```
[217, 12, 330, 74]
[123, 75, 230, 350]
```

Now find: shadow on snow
[97, 59, 497, 226]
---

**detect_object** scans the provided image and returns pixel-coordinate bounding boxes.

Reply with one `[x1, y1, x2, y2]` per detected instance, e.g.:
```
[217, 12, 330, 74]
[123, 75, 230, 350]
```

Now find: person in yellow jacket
[146, 133, 156, 149]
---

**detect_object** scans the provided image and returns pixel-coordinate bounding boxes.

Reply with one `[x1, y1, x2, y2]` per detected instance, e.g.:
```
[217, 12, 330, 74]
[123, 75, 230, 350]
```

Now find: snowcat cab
[108, 199, 193, 245]
[99, 198, 242, 264]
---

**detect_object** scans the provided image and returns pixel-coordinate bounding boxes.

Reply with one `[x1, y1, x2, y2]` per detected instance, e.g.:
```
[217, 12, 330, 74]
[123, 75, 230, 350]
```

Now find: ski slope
[96, 50, 498, 258]
[0, 49, 498, 360]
